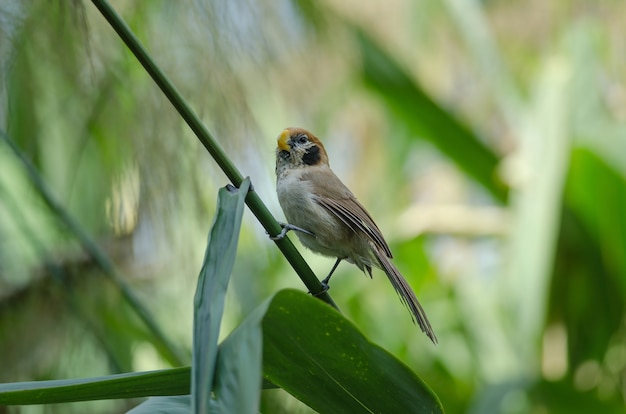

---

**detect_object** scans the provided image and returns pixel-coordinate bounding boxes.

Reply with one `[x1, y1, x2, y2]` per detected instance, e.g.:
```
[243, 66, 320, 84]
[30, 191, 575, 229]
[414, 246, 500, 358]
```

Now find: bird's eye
[297, 135, 308, 144]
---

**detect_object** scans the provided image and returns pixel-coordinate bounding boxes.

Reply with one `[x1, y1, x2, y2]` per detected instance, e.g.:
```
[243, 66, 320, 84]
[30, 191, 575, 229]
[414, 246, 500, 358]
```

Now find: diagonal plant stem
[0, 130, 186, 367]
[0, 179, 129, 372]
[90, 0, 337, 308]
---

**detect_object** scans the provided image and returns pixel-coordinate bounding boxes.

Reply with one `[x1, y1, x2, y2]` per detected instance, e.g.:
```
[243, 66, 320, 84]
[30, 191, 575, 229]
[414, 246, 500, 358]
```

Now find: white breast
[276, 168, 346, 257]
[276, 168, 319, 229]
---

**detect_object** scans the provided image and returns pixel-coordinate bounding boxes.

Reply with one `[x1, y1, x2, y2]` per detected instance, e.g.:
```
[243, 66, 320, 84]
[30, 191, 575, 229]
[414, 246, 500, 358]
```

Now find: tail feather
[375, 251, 437, 344]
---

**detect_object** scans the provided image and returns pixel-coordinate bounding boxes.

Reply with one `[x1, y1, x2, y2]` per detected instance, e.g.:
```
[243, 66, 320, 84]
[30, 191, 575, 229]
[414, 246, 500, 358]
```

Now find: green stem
[0, 131, 186, 367]
[90, 0, 337, 308]
[0, 180, 128, 372]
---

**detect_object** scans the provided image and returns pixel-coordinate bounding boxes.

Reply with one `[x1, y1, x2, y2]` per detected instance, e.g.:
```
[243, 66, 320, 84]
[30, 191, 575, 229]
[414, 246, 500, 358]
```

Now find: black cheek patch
[302, 145, 321, 165]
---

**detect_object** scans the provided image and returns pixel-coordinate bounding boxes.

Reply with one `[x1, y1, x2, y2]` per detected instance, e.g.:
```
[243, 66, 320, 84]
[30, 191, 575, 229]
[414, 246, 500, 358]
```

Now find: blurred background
[1, 0, 625, 413]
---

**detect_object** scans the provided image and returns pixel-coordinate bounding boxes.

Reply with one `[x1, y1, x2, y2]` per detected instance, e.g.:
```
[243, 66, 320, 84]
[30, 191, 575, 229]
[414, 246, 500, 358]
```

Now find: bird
[272, 127, 437, 344]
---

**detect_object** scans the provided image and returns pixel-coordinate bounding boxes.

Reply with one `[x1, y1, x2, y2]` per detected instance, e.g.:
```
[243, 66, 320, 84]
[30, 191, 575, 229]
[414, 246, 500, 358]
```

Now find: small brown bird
[273, 127, 437, 344]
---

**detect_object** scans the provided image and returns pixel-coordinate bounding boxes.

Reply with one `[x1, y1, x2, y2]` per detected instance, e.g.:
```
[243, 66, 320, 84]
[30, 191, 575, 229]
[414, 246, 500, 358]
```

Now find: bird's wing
[315, 195, 393, 258]
[318, 192, 438, 343]
[302, 170, 437, 344]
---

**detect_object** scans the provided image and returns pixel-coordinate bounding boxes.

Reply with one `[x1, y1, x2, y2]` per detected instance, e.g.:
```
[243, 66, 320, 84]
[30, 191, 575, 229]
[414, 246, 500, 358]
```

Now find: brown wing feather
[316, 196, 393, 258]
[316, 194, 437, 343]
[301, 169, 391, 256]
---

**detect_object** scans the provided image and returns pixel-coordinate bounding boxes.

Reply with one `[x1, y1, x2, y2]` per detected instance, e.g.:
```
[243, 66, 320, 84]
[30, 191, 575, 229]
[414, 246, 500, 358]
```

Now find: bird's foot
[309, 281, 330, 297]
[308, 258, 341, 296]
[269, 223, 315, 240]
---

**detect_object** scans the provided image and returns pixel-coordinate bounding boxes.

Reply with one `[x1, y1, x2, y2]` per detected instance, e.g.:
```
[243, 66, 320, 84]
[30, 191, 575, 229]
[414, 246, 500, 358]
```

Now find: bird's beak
[277, 129, 291, 152]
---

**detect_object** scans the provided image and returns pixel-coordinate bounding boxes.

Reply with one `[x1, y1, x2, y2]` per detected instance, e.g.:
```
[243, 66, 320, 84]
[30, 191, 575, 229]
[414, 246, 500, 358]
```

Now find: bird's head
[275, 128, 329, 171]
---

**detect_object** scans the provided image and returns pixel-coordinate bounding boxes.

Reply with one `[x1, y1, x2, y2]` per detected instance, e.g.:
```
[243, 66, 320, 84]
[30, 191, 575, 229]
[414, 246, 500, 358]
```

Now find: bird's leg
[270, 222, 315, 240]
[311, 258, 342, 297]
[322, 258, 342, 286]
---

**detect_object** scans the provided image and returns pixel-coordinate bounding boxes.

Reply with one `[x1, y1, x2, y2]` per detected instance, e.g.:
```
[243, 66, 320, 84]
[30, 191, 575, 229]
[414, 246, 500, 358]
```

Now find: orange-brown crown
[277, 127, 329, 166]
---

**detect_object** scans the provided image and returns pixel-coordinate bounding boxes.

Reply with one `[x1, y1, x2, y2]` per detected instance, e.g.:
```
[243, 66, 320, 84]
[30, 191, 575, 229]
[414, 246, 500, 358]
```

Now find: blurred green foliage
[1, 0, 625, 412]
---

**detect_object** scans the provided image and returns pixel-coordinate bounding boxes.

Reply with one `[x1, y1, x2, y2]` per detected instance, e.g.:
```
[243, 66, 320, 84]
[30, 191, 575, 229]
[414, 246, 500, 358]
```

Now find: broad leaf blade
[0, 368, 190, 405]
[127, 396, 191, 414]
[212, 301, 268, 414]
[262, 289, 443, 414]
[566, 148, 626, 293]
[192, 178, 250, 413]
[0, 287, 441, 413]
[557, 148, 626, 363]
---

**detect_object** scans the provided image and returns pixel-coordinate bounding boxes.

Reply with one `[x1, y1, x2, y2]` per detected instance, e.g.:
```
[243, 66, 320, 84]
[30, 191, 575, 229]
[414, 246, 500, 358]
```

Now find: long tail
[375, 250, 437, 344]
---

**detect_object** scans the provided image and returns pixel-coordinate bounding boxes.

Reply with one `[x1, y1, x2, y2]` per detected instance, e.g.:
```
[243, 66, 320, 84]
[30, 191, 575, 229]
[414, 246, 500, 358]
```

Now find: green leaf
[127, 396, 191, 414]
[0, 288, 441, 412]
[0, 368, 190, 405]
[553, 148, 626, 364]
[565, 148, 626, 293]
[0, 129, 186, 366]
[356, 30, 507, 202]
[529, 379, 626, 414]
[263, 289, 443, 414]
[192, 178, 251, 413]
[212, 300, 267, 414]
